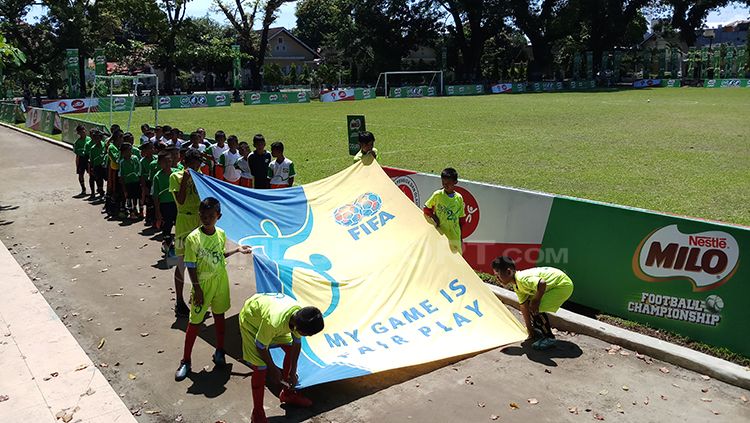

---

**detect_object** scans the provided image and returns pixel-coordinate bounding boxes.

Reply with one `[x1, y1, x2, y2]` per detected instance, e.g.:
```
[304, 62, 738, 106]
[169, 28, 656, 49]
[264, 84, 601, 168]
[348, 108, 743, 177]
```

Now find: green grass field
[23, 88, 750, 226]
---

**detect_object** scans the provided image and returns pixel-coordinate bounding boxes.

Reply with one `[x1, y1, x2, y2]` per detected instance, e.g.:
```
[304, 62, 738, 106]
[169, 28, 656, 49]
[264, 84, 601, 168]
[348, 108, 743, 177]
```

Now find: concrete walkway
[0, 240, 136, 423]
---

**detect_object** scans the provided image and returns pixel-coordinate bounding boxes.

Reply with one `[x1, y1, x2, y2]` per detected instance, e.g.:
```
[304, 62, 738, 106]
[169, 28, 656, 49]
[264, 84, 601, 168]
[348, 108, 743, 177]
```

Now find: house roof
[256, 27, 321, 59]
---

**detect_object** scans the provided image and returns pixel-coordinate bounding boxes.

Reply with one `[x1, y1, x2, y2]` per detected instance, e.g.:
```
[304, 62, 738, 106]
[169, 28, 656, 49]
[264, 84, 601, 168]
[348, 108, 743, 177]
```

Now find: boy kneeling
[239, 293, 324, 423]
[492, 256, 574, 350]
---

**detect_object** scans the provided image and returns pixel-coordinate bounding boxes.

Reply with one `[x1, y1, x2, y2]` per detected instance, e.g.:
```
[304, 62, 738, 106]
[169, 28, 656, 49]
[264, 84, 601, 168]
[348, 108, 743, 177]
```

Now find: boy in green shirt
[492, 256, 574, 350]
[353, 131, 378, 163]
[175, 197, 252, 381]
[423, 167, 466, 253]
[105, 130, 124, 218]
[169, 147, 204, 317]
[152, 151, 177, 256]
[239, 293, 324, 423]
[86, 129, 107, 200]
[139, 142, 156, 225]
[118, 140, 142, 220]
[73, 125, 91, 195]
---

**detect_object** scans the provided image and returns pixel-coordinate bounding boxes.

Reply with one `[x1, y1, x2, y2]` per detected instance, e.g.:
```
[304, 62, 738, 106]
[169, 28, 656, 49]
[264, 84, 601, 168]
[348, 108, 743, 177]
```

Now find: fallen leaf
[140, 332, 149, 337]
[659, 367, 670, 374]
[609, 345, 621, 351]
[619, 351, 630, 356]
[145, 410, 161, 415]
[464, 376, 474, 385]
[509, 402, 519, 410]
[128, 373, 137, 380]
[599, 389, 609, 396]
[527, 398, 539, 405]
[0, 395, 8, 402]
[105, 293, 123, 297]
[97, 338, 105, 349]
[477, 402, 485, 408]
[490, 415, 499, 420]
[711, 410, 720, 415]
[72, 264, 80, 269]
[594, 412, 605, 421]
[157, 349, 164, 354]
[568, 407, 579, 415]
[136, 361, 144, 365]
[672, 383, 680, 388]
[74, 364, 88, 371]
[114, 327, 122, 331]
[644, 397, 650, 405]
[701, 398, 712, 402]
[544, 369, 551, 374]
[660, 395, 667, 400]
[175, 416, 184, 422]
[740, 395, 747, 403]
[139, 298, 145, 301]
[115, 245, 121, 249]
[99, 363, 108, 368]
[702, 388, 709, 393]
[80, 388, 96, 397]
[100, 268, 108, 273]
[50, 372, 59, 377]
[622, 386, 629, 391]
[701, 375, 711, 381]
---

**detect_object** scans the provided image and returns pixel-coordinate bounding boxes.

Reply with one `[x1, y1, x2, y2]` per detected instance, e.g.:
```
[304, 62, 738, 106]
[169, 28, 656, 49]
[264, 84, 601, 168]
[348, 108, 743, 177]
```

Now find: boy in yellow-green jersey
[423, 167, 466, 253]
[353, 131, 378, 163]
[239, 293, 324, 423]
[73, 125, 91, 195]
[492, 256, 574, 350]
[174, 197, 251, 381]
[169, 146, 204, 317]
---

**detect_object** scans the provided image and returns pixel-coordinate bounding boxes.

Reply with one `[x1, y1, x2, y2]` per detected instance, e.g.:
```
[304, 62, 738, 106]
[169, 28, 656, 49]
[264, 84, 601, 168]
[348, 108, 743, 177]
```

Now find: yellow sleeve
[425, 191, 439, 209]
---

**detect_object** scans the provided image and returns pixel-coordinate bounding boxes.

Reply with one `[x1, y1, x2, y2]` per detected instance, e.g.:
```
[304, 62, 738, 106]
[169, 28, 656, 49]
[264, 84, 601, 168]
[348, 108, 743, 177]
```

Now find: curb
[487, 283, 750, 390]
[0, 121, 73, 151]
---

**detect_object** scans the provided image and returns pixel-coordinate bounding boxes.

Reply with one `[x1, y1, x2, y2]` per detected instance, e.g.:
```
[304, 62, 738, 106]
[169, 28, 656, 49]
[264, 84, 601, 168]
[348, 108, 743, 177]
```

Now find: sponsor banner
[633, 79, 662, 88]
[490, 82, 527, 94]
[446, 84, 485, 96]
[25, 107, 60, 134]
[568, 80, 597, 90]
[661, 79, 681, 88]
[354, 88, 376, 100]
[389, 86, 437, 98]
[383, 167, 554, 272]
[703, 79, 749, 88]
[0, 102, 24, 123]
[347, 115, 365, 156]
[153, 93, 232, 109]
[60, 115, 110, 145]
[65, 49, 81, 98]
[42, 98, 97, 114]
[243, 91, 310, 105]
[321, 88, 355, 102]
[539, 197, 749, 356]
[232, 44, 241, 90]
[528, 81, 566, 92]
[97, 96, 133, 112]
[190, 161, 526, 388]
[94, 48, 106, 77]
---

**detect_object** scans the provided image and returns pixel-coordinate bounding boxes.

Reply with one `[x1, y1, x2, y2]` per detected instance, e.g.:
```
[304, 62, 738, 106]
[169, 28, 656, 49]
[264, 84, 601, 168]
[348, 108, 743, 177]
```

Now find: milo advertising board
[446, 84, 485, 96]
[154, 93, 232, 109]
[243, 91, 311, 105]
[389, 86, 437, 98]
[60, 115, 110, 144]
[97, 96, 134, 112]
[354, 88, 376, 100]
[346, 115, 366, 155]
[703, 79, 749, 88]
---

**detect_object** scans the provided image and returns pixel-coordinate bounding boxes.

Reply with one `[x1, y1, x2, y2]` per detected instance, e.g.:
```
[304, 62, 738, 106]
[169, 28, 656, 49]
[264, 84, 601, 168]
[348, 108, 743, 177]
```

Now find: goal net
[375, 71, 443, 98]
[86, 74, 159, 132]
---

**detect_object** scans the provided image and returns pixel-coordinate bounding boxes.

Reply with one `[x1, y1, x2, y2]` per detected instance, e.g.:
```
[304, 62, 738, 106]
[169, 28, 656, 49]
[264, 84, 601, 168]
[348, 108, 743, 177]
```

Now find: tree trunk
[529, 39, 553, 80]
[78, 54, 87, 98]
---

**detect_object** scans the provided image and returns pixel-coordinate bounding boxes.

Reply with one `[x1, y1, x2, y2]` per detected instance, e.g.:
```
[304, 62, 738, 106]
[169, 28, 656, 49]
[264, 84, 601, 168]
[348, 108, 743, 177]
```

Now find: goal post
[87, 74, 159, 132]
[375, 71, 444, 98]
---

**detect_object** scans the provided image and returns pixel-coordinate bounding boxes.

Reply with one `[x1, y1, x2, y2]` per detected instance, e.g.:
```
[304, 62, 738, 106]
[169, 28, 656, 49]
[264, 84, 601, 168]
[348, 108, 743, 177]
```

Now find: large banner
[243, 91, 310, 105]
[490, 82, 526, 94]
[42, 98, 98, 114]
[346, 115, 365, 155]
[154, 93, 232, 109]
[660, 79, 681, 88]
[60, 115, 110, 144]
[320, 88, 375, 102]
[0, 102, 24, 123]
[26, 107, 60, 134]
[389, 86, 437, 98]
[66, 49, 81, 98]
[383, 167, 750, 357]
[94, 48, 107, 77]
[446, 84, 485, 96]
[703, 79, 749, 88]
[633, 79, 662, 88]
[232, 45, 241, 90]
[190, 161, 526, 388]
[354, 87, 376, 100]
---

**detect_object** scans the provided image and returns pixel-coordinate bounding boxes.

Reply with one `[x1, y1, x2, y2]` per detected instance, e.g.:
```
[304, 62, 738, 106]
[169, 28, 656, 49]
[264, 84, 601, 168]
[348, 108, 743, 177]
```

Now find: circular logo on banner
[454, 186, 479, 238]
[72, 99, 85, 109]
[338, 90, 347, 98]
[394, 176, 420, 206]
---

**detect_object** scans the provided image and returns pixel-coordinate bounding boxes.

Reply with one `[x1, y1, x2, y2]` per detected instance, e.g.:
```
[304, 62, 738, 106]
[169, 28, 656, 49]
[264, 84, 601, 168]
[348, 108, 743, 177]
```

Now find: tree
[662, 0, 732, 46]
[215, 0, 293, 89]
[294, 0, 340, 49]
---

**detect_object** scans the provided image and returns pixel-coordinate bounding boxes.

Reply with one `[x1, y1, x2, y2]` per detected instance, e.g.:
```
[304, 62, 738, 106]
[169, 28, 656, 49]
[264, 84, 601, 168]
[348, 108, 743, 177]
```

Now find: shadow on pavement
[501, 338, 583, 366]
[185, 363, 234, 398]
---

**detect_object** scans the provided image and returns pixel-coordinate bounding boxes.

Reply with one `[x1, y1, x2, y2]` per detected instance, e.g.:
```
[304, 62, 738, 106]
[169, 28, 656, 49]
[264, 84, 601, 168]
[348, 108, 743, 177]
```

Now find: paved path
[0, 124, 748, 422]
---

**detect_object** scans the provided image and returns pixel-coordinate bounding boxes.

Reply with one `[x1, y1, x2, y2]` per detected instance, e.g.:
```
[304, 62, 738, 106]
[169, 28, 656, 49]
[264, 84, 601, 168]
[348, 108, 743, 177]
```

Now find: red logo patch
[454, 186, 479, 238]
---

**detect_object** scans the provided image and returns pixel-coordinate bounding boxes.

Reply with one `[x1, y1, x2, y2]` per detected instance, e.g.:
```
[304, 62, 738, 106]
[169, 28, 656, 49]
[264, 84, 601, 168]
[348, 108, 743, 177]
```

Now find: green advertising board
[60, 115, 110, 145]
[66, 49, 81, 98]
[347, 115, 365, 156]
[354, 88, 376, 100]
[585, 51, 593, 79]
[703, 79, 749, 88]
[25, 107, 59, 134]
[567, 80, 597, 90]
[538, 196, 750, 357]
[97, 96, 134, 112]
[446, 84, 485, 96]
[0, 103, 24, 123]
[232, 45, 241, 90]
[243, 91, 311, 105]
[154, 93, 232, 109]
[660, 79, 682, 88]
[389, 86, 437, 98]
[94, 48, 106, 77]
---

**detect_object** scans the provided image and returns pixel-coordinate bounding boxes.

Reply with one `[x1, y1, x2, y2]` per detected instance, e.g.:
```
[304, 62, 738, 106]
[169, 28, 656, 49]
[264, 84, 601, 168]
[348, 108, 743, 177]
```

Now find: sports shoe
[279, 388, 313, 407]
[88, 194, 96, 201]
[80, 188, 87, 196]
[161, 241, 169, 254]
[168, 246, 176, 258]
[175, 301, 190, 318]
[532, 337, 557, 350]
[174, 360, 191, 381]
[212, 349, 226, 366]
[251, 410, 268, 423]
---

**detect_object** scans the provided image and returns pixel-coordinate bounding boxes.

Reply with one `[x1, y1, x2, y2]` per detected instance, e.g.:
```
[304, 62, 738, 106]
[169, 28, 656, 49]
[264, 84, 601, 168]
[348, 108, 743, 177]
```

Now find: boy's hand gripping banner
[190, 160, 526, 388]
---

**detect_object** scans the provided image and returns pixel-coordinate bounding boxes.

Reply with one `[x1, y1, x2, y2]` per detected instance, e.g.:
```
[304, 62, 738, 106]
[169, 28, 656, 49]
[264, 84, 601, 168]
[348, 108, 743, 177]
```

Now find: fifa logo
[333, 192, 395, 240]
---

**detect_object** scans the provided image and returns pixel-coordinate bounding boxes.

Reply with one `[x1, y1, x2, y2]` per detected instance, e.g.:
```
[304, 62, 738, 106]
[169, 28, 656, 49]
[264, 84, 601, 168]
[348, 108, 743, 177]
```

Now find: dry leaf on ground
[97, 338, 105, 349]
[527, 398, 539, 405]
[659, 367, 670, 374]
[509, 402, 519, 410]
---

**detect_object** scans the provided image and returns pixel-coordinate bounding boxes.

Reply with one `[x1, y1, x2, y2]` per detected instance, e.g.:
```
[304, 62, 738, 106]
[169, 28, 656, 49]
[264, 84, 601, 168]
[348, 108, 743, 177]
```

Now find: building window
[278, 37, 283, 44]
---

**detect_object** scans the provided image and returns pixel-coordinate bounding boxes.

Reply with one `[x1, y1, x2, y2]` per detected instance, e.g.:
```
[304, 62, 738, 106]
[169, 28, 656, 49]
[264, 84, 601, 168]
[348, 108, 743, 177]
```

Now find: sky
[24, 1, 750, 30]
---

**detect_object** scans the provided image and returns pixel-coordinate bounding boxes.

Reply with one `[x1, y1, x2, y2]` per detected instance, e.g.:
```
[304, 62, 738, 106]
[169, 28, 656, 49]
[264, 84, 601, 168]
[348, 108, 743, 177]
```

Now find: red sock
[251, 368, 267, 413]
[281, 345, 293, 381]
[182, 323, 200, 363]
[214, 313, 225, 350]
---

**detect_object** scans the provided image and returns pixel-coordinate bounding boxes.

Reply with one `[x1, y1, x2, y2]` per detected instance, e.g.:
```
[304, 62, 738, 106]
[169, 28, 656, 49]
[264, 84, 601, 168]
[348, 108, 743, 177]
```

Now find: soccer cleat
[212, 349, 226, 366]
[250, 410, 268, 423]
[88, 194, 96, 201]
[175, 301, 190, 318]
[280, 388, 313, 407]
[174, 361, 191, 381]
[532, 337, 557, 351]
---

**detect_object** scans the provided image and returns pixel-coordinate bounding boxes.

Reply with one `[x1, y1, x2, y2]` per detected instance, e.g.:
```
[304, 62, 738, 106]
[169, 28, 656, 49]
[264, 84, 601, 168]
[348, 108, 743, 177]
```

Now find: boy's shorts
[239, 313, 294, 368]
[125, 182, 140, 199]
[538, 281, 574, 314]
[76, 156, 89, 175]
[93, 165, 107, 181]
[189, 275, 230, 325]
[270, 184, 289, 189]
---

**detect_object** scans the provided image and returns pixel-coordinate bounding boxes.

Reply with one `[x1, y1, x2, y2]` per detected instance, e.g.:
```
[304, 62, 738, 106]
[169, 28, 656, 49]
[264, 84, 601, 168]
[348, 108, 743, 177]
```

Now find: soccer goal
[87, 74, 159, 132]
[375, 71, 444, 98]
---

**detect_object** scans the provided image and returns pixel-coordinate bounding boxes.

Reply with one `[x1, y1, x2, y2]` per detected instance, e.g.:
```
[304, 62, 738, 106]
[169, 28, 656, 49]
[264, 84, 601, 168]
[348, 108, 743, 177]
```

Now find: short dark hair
[294, 306, 324, 335]
[154, 125, 162, 131]
[199, 197, 221, 214]
[184, 148, 203, 163]
[215, 130, 226, 140]
[123, 132, 134, 144]
[162, 125, 172, 133]
[271, 141, 284, 152]
[358, 131, 374, 144]
[227, 135, 239, 144]
[157, 150, 171, 160]
[110, 124, 121, 132]
[253, 134, 265, 145]
[491, 256, 516, 273]
[239, 141, 249, 149]
[120, 142, 132, 152]
[141, 141, 153, 150]
[189, 131, 201, 142]
[441, 167, 458, 182]
[140, 123, 150, 131]
[76, 124, 85, 132]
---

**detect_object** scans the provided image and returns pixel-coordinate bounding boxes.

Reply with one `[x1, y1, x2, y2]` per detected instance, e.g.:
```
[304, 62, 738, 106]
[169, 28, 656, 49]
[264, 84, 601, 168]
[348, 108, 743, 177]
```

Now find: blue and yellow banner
[190, 160, 526, 388]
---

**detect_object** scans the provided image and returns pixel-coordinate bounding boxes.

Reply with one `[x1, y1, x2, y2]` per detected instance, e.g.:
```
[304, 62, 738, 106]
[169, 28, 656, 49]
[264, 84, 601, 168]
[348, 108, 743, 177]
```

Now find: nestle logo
[114, 98, 126, 106]
[269, 94, 278, 101]
[633, 225, 739, 292]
